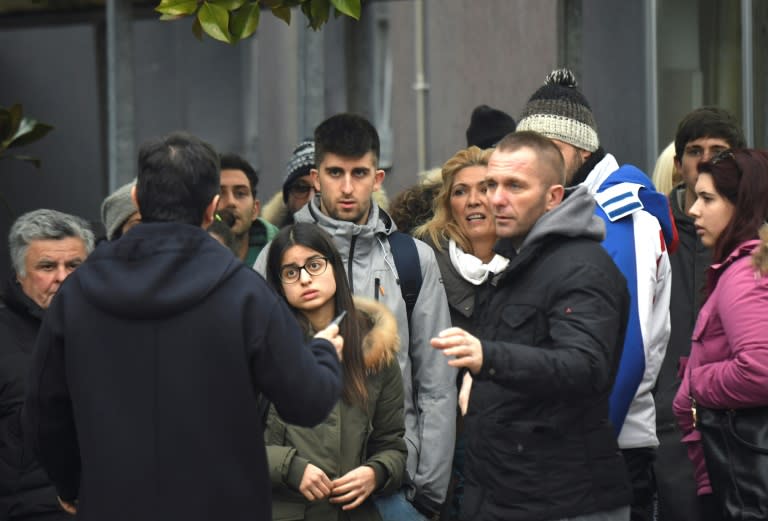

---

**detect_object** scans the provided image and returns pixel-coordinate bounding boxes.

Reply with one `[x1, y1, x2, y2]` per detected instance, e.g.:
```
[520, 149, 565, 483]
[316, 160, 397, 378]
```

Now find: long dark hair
[698, 149, 768, 294]
[266, 222, 368, 408]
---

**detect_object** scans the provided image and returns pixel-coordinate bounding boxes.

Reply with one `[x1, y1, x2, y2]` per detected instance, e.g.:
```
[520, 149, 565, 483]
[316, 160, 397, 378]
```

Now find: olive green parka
[265, 297, 406, 521]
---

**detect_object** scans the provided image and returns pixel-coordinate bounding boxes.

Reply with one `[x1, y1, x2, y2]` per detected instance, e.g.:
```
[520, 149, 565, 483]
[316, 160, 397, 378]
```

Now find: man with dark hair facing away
[24, 131, 343, 521]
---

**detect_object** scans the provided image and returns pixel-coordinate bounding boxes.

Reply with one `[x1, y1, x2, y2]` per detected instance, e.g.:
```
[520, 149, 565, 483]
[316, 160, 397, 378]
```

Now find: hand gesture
[299, 463, 333, 502]
[431, 327, 484, 374]
[314, 323, 344, 361]
[329, 465, 376, 511]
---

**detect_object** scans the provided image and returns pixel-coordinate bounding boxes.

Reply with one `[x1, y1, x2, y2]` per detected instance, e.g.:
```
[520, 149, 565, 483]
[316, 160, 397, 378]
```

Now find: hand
[299, 463, 333, 501]
[459, 372, 473, 416]
[314, 323, 344, 361]
[329, 466, 376, 510]
[58, 496, 78, 515]
[431, 327, 483, 375]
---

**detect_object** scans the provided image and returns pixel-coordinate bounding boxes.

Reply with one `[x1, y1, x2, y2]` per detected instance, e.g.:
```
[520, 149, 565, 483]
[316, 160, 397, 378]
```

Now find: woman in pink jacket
[673, 148, 768, 521]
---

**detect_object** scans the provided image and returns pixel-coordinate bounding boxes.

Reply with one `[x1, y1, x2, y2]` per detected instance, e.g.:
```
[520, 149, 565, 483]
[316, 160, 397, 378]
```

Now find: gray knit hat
[282, 140, 315, 203]
[101, 181, 138, 240]
[516, 68, 599, 152]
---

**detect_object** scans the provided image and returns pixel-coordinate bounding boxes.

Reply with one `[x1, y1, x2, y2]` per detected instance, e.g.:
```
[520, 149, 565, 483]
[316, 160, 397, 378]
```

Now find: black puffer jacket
[0, 277, 67, 520]
[462, 186, 632, 521]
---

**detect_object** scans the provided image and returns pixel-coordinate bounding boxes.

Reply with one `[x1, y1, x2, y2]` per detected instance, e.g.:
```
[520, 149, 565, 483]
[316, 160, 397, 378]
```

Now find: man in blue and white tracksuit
[518, 68, 677, 521]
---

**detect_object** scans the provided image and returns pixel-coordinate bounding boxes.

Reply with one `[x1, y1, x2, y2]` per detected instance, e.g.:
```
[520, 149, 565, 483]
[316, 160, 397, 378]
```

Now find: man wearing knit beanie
[518, 68, 676, 521]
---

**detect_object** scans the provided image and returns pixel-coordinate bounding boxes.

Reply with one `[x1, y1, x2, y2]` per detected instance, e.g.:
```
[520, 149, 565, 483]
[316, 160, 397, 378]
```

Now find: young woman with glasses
[672, 149, 768, 521]
[264, 222, 407, 521]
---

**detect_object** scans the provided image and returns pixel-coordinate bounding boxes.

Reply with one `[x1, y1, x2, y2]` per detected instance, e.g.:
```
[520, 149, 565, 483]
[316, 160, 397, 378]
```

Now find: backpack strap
[388, 231, 423, 328]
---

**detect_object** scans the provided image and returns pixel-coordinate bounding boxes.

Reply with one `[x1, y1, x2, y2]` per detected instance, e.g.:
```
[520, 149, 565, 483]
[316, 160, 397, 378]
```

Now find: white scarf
[448, 239, 509, 285]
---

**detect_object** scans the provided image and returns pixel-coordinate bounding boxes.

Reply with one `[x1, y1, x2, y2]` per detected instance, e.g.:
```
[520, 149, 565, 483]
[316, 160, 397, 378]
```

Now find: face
[286, 175, 315, 214]
[311, 152, 385, 225]
[675, 137, 731, 193]
[280, 244, 337, 317]
[449, 165, 496, 246]
[550, 139, 589, 185]
[17, 237, 88, 309]
[218, 169, 259, 236]
[688, 173, 735, 248]
[486, 147, 563, 248]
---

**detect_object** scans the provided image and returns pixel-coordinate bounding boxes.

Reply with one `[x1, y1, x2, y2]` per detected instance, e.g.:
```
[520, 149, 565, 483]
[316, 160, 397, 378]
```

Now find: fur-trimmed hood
[261, 191, 292, 229]
[355, 296, 399, 374]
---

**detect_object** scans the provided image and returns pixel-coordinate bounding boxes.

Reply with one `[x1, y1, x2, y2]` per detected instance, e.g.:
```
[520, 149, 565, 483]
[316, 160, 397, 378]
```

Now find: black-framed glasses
[280, 256, 329, 283]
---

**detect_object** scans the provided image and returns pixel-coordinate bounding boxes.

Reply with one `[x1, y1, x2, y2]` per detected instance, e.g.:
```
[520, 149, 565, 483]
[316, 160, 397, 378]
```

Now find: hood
[76, 223, 244, 319]
[516, 184, 605, 252]
[354, 296, 399, 374]
[262, 190, 293, 228]
[295, 196, 397, 238]
[584, 154, 679, 252]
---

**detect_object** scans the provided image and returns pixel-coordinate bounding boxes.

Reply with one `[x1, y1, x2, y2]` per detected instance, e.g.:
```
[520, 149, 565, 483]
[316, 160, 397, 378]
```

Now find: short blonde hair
[651, 142, 680, 196]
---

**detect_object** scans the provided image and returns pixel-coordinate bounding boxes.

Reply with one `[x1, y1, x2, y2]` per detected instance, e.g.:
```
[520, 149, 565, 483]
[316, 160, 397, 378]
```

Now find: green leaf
[271, 6, 291, 25]
[159, 13, 185, 20]
[310, 0, 330, 29]
[330, 0, 360, 19]
[7, 119, 53, 149]
[155, 0, 199, 16]
[209, 0, 246, 9]
[231, 2, 260, 41]
[198, 2, 232, 43]
[8, 104, 22, 136]
[192, 16, 204, 40]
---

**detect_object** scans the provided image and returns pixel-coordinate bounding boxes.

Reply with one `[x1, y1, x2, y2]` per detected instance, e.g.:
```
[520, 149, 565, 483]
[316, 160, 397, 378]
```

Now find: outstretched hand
[431, 327, 483, 375]
[314, 323, 344, 361]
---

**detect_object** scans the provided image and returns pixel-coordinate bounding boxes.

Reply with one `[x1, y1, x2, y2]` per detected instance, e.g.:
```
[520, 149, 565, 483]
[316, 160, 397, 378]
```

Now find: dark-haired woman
[673, 149, 768, 521]
[264, 222, 407, 521]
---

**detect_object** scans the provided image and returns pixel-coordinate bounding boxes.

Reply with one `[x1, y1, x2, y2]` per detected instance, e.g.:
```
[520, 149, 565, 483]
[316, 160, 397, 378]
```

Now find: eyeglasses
[280, 257, 329, 283]
[289, 183, 313, 195]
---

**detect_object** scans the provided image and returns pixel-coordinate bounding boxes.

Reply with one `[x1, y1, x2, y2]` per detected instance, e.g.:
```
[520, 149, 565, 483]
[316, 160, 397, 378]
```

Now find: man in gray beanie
[518, 68, 675, 521]
[101, 181, 140, 241]
[261, 140, 316, 229]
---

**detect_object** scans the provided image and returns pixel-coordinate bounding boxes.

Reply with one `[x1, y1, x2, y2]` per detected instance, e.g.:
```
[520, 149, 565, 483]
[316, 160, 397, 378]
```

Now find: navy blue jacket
[23, 223, 342, 521]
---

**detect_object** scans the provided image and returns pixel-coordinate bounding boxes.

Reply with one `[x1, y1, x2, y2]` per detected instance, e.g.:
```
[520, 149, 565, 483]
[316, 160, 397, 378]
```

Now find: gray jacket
[255, 197, 456, 509]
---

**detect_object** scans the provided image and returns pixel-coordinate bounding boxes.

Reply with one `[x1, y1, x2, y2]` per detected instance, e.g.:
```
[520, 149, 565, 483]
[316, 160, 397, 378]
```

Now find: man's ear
[252, 199, 261, 221]
[130, 185, 139, 209]
[545, 184, 565, 211]
[673, 155, 682, 173]
[372, 169, 386, 192]
[202, 194, 220, 228]
[310, 168, 321, 192]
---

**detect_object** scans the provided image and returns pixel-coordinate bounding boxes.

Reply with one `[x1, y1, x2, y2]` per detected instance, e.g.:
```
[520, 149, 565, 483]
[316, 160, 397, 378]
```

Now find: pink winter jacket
[672, 238, 768, 496]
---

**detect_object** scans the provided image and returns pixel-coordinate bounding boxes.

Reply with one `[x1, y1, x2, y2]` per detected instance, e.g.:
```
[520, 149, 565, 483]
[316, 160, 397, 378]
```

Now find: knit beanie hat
[516, 68, 599, 152]
[465, 105, 517, 149]
[282, 140, 315, 203]
[101, 181, 138, 240]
